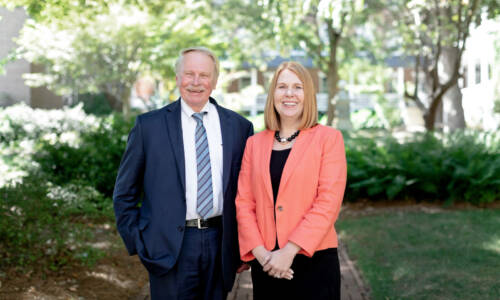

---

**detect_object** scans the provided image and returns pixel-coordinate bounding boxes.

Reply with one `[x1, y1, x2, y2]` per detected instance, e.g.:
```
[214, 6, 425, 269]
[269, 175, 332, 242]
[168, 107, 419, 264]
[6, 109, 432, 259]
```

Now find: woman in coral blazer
[236, 61, 347, 300]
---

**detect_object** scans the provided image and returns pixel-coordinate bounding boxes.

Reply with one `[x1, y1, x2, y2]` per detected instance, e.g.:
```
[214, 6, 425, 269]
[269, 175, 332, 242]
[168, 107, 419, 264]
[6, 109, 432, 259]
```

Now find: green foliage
[11, 1, 221, 115]
[0, 175, 109, 271]
[0, 0, 111, 22]
[73, 93, 114, 116]
[34, 113, 135, 198]
[345, 130, 500, 204]
[0, 104, 127, 271]
[0, 103, 99, 186]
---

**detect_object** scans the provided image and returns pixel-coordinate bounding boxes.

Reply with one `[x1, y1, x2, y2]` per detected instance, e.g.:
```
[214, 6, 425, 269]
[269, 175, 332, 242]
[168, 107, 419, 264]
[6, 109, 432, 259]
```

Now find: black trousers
[250, 248, 340, 300]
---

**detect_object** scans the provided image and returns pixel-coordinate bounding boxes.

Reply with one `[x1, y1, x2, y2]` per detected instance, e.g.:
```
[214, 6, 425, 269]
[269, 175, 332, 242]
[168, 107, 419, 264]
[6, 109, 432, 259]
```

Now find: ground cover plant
[345, 130, 500, 204]
[0, 175, 110, 271]
[337, 209, 500, 300]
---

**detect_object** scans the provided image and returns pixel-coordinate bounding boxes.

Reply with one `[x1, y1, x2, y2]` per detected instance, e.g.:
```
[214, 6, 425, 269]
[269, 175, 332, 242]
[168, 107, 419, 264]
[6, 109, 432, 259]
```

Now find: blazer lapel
[279, 128, 312, 193]
[213, 98, 234, 195]
[164, 99, 186, 194]
[261, 130, 275, 205]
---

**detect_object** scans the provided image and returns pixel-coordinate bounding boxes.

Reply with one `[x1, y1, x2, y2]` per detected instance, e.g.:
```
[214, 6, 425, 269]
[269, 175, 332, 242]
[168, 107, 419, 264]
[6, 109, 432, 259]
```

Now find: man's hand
[236, 263, 250, 273]
[262, 242, 300, 280]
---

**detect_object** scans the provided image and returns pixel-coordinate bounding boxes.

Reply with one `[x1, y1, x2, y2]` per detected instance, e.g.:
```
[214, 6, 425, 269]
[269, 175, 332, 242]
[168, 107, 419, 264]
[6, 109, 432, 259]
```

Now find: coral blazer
[236, 125, 347, 262]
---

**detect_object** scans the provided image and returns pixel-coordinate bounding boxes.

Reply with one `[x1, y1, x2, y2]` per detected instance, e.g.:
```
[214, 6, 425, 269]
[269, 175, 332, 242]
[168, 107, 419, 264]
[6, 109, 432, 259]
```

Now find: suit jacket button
[177, 226, 184, 232]
[277, 205, 283, 212]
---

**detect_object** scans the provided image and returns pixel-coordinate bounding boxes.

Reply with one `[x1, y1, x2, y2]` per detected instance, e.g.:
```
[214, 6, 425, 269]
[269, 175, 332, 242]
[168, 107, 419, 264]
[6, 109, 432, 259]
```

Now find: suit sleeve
[247, 121, 254, 139]
[235, 137, 264, 261]
[288, 130, 347, 256]
[113, 117, 145, 256]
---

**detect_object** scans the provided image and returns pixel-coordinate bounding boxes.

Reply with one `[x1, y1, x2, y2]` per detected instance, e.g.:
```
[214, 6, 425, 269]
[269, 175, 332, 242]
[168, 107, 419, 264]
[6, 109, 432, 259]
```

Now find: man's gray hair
[174, 47, 220, 81]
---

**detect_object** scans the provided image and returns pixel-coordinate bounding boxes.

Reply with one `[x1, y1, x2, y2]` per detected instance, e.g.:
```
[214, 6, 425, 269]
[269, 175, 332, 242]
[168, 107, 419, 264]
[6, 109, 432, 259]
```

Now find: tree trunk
[326, 67, 339, 126]
[103, 92, 122, 112]
[120, 87, 131, 116]
[424, 92, 445, 131]
[440, 46, 466, 131]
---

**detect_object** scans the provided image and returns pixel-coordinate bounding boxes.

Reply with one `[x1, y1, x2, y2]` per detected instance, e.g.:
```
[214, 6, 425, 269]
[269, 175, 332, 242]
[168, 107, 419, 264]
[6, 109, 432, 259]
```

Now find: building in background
[0, 7, 62, 108]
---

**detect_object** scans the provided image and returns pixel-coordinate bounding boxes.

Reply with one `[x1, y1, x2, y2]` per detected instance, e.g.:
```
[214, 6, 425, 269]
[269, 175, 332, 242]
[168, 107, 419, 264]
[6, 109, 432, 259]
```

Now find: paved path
[133, 241, 369, 300]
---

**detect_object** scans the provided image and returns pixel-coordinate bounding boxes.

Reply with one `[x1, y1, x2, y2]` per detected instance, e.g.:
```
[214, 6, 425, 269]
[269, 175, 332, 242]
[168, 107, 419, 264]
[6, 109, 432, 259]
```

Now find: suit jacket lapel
[213, 98, 234, 195]
[261, 130, 275, 205]
[164, 99, 186, 194]
[279, 128, 312, 194]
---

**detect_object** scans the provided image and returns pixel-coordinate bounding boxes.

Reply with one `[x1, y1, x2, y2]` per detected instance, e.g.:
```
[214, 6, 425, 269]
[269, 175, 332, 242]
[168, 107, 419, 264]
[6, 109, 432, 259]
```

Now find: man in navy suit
[113, 47, 253, 299]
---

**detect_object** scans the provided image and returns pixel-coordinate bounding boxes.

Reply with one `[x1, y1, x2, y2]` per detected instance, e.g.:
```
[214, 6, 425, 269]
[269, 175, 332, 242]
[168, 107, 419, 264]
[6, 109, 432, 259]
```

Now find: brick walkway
[133, 241, 370, 300]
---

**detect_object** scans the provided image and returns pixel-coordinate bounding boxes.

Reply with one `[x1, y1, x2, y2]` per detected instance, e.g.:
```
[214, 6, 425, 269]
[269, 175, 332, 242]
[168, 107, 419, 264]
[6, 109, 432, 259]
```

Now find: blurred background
[0, 1, 499, 299]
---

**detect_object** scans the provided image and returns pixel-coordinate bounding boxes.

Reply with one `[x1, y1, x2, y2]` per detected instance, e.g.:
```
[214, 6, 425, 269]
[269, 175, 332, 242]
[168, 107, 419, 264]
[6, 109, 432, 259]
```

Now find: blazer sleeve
[112, 116, 145, 256]
[288, 130, 347, 256]
[235, 137, 265, 261]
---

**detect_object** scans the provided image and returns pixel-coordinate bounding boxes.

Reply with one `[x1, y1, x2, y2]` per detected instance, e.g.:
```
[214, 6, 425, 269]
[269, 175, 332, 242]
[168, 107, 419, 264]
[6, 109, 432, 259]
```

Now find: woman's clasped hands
[251, 242, 301, 280]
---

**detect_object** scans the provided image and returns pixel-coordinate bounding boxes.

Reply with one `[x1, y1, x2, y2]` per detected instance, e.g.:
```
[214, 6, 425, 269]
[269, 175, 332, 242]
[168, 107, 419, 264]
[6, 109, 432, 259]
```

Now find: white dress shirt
[181, 99, 223, 220]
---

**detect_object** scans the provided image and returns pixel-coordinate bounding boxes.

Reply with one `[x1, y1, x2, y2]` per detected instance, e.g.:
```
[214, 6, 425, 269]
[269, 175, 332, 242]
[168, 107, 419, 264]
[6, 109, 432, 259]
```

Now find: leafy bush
[0, 104, 131, 271]
[0, 103, 134, 198]
[0, 175, 110, 271]
[345, 130, 500, 204]
[72, 92, 114, 116]
[0, 102, 98, 143]
[0, 103, 98, 187]
[34, 113, 134, 198]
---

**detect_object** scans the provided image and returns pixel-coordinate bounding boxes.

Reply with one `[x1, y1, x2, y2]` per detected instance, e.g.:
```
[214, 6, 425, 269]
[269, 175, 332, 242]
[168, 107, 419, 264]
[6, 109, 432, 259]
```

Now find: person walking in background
[236, 61, 347, 300]
[113, 47, 253, 299]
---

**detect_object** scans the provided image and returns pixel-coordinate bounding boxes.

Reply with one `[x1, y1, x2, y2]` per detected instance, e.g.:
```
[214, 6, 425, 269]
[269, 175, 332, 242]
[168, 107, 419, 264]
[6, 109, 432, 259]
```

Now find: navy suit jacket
[113, 98, 253, 291]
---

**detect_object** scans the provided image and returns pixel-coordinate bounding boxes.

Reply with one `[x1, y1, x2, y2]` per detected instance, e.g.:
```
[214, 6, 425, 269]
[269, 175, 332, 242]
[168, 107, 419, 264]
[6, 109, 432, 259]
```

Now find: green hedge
[345, 130, 500, 204]
[34, 113, 134, 198]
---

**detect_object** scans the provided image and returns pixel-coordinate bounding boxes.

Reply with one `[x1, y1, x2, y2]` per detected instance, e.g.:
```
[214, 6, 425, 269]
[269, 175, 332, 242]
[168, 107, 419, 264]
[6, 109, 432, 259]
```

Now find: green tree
[215, 0, 372, 126]
[15, 5, 154, 115]
[389, 0, 499, 131]
[3, 1, 220, 115]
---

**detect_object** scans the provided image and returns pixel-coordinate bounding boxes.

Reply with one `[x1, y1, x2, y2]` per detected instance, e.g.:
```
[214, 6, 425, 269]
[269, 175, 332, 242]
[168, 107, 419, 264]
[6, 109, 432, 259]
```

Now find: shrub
[34, 113, 135, 198]
[0, 175, 110, 271]
[0, 104, 125, 271]
[345, 130, 500, 204]
[0, 103, 98, 187]
[71, 93, 114, 116]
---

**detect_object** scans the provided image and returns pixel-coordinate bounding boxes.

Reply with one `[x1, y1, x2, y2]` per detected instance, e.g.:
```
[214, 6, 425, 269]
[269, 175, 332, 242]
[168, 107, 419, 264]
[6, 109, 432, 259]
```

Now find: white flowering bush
[0, 102, 97, 142]
[0, 104, 133, 270]
[0, 103, 98, 187]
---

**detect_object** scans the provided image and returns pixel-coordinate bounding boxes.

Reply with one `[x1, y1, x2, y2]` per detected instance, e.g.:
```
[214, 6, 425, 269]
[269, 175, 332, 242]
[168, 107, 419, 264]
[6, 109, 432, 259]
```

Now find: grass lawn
[337, 208, 500, 300]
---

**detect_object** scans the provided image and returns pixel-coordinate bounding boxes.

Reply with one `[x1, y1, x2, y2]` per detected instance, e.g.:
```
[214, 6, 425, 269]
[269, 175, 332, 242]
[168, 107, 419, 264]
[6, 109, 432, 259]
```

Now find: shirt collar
[180, 98, 210, 118]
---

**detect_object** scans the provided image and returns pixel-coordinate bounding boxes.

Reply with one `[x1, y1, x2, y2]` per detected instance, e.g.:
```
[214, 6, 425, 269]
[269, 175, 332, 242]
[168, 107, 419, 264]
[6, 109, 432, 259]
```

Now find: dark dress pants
[250, 248, 340, 300]
[148, 226, 226, 300]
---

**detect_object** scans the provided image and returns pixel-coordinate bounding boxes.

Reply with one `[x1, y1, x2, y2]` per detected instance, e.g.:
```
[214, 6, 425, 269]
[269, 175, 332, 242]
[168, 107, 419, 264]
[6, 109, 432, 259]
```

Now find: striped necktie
[192, 112, 213, 219]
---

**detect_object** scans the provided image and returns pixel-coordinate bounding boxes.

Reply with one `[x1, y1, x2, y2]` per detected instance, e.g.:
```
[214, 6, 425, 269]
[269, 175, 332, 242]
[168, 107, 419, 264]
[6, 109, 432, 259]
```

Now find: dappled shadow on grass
[482, 235, 500, 255]
[337, 205, 500, 300]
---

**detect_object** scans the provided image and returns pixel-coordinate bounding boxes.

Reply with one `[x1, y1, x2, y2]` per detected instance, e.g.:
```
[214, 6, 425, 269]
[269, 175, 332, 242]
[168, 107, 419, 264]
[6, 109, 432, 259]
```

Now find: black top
[270, 148, 292, 203]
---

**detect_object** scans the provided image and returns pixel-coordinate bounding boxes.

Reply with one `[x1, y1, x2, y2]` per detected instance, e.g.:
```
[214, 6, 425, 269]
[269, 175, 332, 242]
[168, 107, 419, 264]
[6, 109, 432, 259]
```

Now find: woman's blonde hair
[264, 61, 318, 131]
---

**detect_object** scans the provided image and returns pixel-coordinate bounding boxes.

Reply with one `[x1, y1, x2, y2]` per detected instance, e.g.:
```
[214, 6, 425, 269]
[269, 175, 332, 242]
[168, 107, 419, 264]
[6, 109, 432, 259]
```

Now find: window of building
[239, 76, 251, 90]
[318, 72, 328, 93]
[460, 66, 468, 88]
[475, 63, 481, 84]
